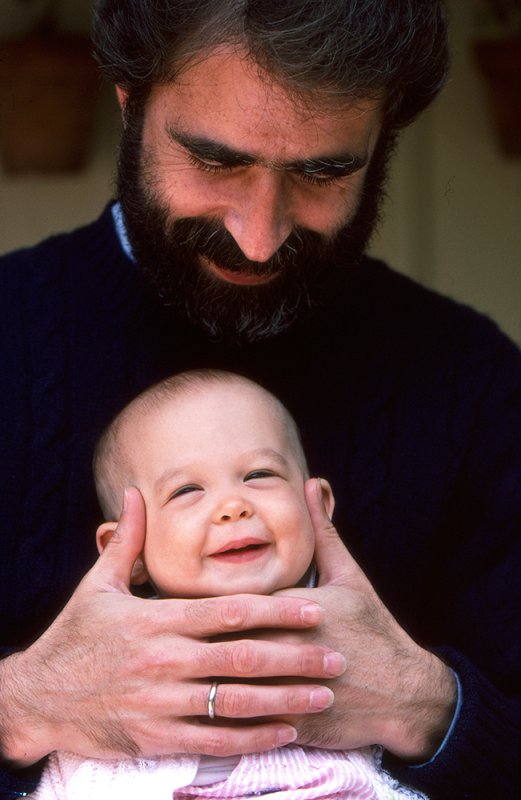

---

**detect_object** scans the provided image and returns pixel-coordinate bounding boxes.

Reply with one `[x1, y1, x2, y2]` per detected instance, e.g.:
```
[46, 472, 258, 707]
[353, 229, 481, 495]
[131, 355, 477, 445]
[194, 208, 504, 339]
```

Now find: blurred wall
[1, 0, 520, 344]
[0, 0, 121, 247]
[371, 0, 521, 344]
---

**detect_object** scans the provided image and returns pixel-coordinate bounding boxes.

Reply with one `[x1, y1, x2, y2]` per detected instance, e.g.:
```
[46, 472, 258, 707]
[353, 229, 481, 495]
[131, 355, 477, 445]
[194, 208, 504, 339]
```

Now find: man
[0, 2, 519, 799]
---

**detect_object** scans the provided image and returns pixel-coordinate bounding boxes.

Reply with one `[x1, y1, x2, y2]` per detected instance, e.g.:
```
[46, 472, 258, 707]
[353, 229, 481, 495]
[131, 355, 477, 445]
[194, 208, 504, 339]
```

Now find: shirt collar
[111, 201, 135, 262]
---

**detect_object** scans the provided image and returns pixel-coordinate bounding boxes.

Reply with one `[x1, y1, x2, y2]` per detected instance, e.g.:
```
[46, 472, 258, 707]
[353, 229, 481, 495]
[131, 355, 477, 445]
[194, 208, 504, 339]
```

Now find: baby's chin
[212, 571, 314, 598]
[150, 564, 315, 599]
[152, 578, 305, 599]
[195, 580, 295, 598]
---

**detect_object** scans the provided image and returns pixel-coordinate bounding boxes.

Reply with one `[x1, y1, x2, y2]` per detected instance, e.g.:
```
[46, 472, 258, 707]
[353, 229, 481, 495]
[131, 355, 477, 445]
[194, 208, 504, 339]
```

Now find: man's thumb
[305, 478, 359, 584]
[93, 486, 147, 591]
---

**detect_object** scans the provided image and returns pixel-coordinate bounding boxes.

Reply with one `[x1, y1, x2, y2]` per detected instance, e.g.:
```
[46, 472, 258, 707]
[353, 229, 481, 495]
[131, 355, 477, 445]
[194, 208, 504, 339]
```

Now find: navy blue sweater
[0, 205, 519, 798]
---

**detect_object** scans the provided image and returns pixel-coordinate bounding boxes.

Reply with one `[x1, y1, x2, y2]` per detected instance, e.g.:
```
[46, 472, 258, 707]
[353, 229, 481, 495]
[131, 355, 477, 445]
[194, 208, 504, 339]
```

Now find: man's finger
[305, 478, 364, 585]
[150, 681, 334, 718]
[90, 486, 147, 591]
[190, 638, 346, 680]
[150, 593, 325, 638]
[176, 721, 298, 758]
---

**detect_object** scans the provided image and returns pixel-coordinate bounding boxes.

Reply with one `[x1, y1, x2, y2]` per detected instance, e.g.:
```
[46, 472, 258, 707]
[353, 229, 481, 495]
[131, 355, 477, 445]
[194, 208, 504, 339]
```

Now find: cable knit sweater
[0, 205, 519, 799]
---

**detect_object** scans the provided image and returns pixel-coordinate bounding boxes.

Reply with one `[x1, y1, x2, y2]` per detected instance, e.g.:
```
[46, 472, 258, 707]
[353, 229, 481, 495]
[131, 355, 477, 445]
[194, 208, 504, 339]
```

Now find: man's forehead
[148, 46, 382, 161]
[173, 45, 378, 113]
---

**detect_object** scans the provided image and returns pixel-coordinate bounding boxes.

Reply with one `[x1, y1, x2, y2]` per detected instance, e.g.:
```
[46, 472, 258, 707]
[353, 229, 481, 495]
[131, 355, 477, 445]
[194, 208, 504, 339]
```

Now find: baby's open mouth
[210, 541, 270, 562]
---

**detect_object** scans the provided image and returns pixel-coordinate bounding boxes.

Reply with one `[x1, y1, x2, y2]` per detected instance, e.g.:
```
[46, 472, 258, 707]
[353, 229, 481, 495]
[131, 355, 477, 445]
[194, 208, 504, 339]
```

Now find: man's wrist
[408, 669, 462, 768]
[0, 652, 52, 766]
[383, 650, 458, 762]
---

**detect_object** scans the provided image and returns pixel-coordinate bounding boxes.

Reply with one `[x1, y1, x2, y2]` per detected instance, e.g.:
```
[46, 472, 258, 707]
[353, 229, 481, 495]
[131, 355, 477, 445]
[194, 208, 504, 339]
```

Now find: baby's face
[123, 383, 315, 598]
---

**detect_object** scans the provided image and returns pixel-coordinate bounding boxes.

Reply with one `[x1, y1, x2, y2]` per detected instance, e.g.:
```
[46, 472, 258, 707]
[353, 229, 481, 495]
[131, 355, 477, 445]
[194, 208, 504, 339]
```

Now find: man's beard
[117, 102, 394, 345]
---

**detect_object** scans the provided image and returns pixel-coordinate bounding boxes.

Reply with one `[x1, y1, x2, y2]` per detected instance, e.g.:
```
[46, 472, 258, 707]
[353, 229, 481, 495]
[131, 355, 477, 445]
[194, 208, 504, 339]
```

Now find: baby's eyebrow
[166, 126, 368, 175]
[154, 466, 187, 493]
[153, 449, 292, 493]
[246, 448, 291, 468]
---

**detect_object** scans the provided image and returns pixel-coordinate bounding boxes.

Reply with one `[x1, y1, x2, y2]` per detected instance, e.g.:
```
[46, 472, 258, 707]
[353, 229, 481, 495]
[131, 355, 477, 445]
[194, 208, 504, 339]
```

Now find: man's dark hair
[92, 0, 449, 130]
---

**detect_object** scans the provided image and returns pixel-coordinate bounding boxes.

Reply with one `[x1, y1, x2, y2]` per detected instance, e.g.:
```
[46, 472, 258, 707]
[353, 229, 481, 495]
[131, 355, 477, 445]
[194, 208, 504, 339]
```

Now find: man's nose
[223, 168, 293, 263]
[213, 496, 254, 524]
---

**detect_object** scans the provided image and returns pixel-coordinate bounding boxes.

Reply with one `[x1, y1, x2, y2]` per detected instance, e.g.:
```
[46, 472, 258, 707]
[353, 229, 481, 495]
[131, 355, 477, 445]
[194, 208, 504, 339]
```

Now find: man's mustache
[167, 217, 329, 277]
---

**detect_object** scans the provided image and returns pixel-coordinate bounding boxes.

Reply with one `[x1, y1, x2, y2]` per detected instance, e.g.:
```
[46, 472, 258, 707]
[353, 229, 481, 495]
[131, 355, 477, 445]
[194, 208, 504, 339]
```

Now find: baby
[31, 369, 426, 800]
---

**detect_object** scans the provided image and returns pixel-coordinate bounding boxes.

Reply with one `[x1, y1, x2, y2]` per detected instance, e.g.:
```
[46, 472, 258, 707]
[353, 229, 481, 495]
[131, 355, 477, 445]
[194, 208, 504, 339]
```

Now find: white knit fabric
[29, 746, 428, 800]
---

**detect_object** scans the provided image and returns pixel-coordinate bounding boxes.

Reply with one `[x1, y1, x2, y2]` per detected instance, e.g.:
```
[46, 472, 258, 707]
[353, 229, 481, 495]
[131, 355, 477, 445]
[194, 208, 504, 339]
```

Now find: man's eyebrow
[167, 126, 368, 175]
[287, 153, 368, 175]
[167, 127, 255, 167]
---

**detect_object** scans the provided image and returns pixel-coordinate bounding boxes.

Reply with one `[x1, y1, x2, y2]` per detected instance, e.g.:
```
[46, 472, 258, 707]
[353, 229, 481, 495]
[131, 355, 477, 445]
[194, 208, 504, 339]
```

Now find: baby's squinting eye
[244, 470, 277, 481]
[169, 484, 202, 500]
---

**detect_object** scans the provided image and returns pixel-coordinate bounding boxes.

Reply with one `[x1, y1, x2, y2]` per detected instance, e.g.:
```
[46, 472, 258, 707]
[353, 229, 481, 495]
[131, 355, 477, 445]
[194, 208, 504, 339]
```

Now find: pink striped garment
[174, 745, 426, 800]
[29, 744, 427, 800]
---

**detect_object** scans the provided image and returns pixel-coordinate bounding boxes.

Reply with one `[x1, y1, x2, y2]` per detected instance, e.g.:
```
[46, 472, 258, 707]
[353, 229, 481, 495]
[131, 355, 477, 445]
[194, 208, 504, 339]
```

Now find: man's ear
[115, 85, 128, 111]
[96, 521, 150, 585]
[318, 477, 335, 519]
[115, 85, 132, 127]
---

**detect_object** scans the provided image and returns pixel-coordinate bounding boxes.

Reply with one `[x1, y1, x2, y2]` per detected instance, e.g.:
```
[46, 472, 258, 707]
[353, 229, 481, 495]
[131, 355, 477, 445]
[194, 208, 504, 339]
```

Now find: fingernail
[324, 652, 346, 676]
[310, 687, 334, 710]
[123, 488, 130, 512]
[277, 727, 297, 746]
[300, 603, 323, 625]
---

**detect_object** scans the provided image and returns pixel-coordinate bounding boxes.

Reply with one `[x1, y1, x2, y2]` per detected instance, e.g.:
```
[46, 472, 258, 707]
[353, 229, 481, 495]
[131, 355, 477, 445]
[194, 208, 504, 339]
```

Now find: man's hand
[274, 478, 457, 762]
[0, 487, 345, 766]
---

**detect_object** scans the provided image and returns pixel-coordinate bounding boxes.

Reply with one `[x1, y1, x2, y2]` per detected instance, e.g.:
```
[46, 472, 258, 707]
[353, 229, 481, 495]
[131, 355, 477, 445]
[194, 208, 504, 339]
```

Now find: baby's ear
[96, 520, 118, 553]
[96, 521, 150, 585]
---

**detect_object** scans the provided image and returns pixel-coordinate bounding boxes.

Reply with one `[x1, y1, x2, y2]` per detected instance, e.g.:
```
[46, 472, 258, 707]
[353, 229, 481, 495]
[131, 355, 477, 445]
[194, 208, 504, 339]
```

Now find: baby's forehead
[119, 379, 302, 461]
[149, 380, 280, 416]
